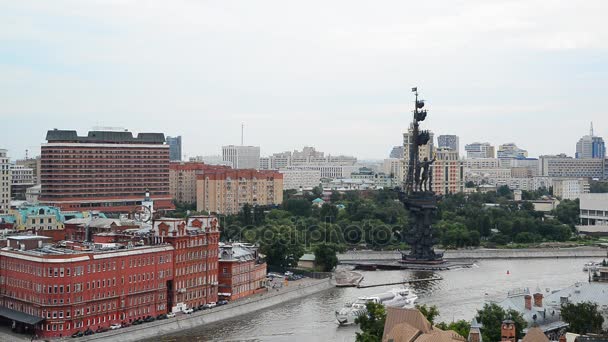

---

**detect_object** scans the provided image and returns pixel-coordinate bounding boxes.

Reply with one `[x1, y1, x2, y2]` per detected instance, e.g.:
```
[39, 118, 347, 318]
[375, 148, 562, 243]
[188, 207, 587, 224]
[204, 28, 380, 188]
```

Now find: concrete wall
[72, 278, 333, 342]
[338, 247, 608, 262]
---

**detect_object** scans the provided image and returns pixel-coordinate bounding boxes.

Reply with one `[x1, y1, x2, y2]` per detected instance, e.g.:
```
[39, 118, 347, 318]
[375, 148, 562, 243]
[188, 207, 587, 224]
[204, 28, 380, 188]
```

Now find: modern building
[437, 135, 459, 153]
[169, 162, 231, 205]
[0, 149, 10, 214]
[464, 142, 495, 158]
[196, 169, 283, 214]
[389, 146, 405, 159]
[16, 156, 41, 185]
[538, 155, 604, 179]
[10, 165, 35, 200]
[497, 143, 528, 159]
[218, 243, 267, 301]
[166, 136, 182, 161]
[350, 167, 394, 188]
[282, 165, 358, 179]
[279, 169, 322, 190]
[576, 122, 606, 159]
[431, 148, 464, 195]
[39, 129, 173, 213]
[383, 158, 404, 182]
[463, 158, 500, 169]
[552, 178, 589, 200]
[579, 193, 608, 226]
[189, 155, 233, 167]
[221, 145, 260, 169]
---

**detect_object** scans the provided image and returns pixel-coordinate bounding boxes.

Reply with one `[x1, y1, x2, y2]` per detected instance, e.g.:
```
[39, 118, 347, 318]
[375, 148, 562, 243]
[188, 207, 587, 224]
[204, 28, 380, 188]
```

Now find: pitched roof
[522, 327, 550, 342]
[383, 308, 465, 342]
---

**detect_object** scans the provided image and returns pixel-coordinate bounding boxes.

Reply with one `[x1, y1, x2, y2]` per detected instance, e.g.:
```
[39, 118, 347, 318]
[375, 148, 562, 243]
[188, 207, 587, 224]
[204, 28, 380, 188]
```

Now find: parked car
[203, 302, 217, 309]
[132, 319, 143, 325]
[144, 316, 156, 323]
[121, 321, 131, 328]
[166, 312, 176, 318]
[110, 323, 122, 330]
[217, 300, 229, 306]
[182, 308, 194, 314]
[84, 328, 94, 336]
[156, 314, 168, 320]
[71, 331, 84, 338]
[197, 304, 206, 310]
[96, 326, 109, 333]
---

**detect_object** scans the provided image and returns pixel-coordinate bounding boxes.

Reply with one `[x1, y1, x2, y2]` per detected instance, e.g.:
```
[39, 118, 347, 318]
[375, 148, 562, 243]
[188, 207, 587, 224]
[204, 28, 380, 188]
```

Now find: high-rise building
[389, 146, 405, 159]
[431, 148, 464, 195]
[9, 165, 34, 200]
[222, 145, 260, 169]
[196, 169, 283, 214]
[166, 135, 182, 161]
[576, 122, 605, 159]
[0, 149, 11, 213]
[437, 135, 459, 153]
[39, 129, 173, 212]
[383, 158, 404, 182]
[465, 142, 495, 158]
[169, 162, 231, 204]
[497, 143, 528, 159]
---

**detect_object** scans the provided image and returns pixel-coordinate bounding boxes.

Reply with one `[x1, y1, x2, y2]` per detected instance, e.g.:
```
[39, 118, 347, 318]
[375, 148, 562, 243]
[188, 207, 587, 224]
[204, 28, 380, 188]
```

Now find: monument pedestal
[400, 192, 445, 264]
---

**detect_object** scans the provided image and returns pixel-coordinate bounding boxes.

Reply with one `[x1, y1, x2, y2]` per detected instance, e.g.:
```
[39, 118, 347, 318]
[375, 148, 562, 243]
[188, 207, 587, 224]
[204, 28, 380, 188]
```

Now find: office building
[222, 145, 260, 169]
[552, 178, 589, 200]
[16, 156, 41, 185]
[279, 169, 322, 190]
[431, 148, 464, 195]
[497, 143, 528, 159]
[576, 123, 605, 159]
[463, 158, 500, 169]
[464, 142, 495, 158]
[10, 165, 35, 200]
[539, 154, 604, 179]
[437, 135, 459, 152]
[39, 129, 173, 212]
[579, 193, 608, 226]
[1, 149, 11, 214]
[196, 169, 283, 214]
[166, 136, 182, 161]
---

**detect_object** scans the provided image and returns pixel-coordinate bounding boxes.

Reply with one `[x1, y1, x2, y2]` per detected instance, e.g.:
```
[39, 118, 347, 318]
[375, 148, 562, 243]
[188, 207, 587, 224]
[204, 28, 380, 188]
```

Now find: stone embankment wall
[69, 278, 333, 342]
[338, 247, 608, 262]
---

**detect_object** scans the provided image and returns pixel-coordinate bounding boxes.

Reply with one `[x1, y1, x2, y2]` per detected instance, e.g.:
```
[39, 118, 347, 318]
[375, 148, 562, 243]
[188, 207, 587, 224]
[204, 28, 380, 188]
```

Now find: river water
[153, 258, 591, 342]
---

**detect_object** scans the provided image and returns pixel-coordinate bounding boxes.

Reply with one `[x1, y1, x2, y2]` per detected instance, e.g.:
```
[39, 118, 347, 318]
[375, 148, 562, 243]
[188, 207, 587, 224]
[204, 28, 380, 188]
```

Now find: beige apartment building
[196, 169, 283, 215]
[170, 162, 231, 205]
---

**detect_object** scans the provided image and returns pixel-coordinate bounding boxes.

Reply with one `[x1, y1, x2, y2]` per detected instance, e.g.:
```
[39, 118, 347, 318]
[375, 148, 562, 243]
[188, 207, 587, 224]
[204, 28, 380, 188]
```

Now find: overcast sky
[1, 0, 607, 160]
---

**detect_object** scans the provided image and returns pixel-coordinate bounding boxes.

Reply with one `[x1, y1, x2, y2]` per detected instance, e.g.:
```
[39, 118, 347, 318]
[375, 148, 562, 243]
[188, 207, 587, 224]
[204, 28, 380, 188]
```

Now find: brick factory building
[196, 169, 283, 215]
[169, 162, 230, 205]
[218, 243, 267, 301]
[0, 215, 222, 339]
[39, 129, 173, 213]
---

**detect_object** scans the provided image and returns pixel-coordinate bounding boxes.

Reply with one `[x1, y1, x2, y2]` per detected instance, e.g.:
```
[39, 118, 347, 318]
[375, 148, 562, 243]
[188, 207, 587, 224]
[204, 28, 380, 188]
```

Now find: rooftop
[45, 129, 166, 144]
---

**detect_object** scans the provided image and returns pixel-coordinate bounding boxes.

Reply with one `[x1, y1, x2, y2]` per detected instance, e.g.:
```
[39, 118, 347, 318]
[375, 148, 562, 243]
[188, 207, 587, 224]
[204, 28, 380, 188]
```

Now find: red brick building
[0, 235, 174, 338]
[169, 162, 231, 205]
[218, 243, 267, 301]
[39, 129, 173, 213]
[153, 216, 220, 312]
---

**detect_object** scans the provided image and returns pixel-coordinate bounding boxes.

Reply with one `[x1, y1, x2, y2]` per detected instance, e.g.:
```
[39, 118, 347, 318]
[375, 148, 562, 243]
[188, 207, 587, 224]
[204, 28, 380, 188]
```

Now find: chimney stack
[533, 292, 543, 307]
[525, 294, 532, 310]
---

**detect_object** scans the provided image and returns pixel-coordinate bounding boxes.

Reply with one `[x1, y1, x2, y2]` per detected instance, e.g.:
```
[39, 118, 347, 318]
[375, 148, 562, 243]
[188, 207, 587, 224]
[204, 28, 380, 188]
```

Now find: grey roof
[496, 289, 563, 331]
[0, 306, 44, 325]
[219, 244, 256, 261]
[46, 129, 165, 144]
[545, 282, 608, 309]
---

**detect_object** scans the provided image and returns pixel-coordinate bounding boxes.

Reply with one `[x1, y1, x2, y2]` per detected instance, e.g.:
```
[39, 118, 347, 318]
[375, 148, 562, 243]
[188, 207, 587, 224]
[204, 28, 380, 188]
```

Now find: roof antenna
[590, 121, 594, 136]
[241, 123, 244, 146]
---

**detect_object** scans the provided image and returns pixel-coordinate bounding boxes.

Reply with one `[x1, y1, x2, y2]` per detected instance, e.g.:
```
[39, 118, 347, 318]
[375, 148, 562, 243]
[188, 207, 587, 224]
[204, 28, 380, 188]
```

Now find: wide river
[153, 258, 591, 342]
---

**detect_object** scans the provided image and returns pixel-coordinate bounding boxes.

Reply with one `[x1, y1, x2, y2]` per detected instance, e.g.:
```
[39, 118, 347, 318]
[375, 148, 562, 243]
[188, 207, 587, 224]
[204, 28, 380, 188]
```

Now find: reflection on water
[148, 258, 588, 342]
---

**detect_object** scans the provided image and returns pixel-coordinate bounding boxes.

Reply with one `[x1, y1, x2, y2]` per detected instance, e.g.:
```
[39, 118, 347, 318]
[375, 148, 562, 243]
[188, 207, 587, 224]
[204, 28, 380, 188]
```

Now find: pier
[357, 276, 443, 288]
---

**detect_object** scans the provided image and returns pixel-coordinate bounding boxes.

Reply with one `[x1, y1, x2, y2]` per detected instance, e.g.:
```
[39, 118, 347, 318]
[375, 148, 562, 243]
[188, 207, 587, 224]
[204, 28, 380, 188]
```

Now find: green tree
[239, 203, 253, 225]
[476, 303, 526, 342]
[435, 320, 471, 338]
[496, 185, 513, 199]
[465, 181, 476, 188]
[553, 199, 580, 226]
[560, 301, 604, 334]
[257, 224, 304, 270]
[415, 304, 440, 324]
[590, 180, 608, 193]
[313, 243, 339, 271]
[355, 302, 386, 342]
[283, 198, 312, 217]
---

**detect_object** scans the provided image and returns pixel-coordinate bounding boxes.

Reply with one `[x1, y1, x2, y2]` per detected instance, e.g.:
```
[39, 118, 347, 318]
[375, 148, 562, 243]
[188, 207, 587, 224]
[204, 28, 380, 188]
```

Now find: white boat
[335, 287, 418, 325]
[583, 261, 601, 272]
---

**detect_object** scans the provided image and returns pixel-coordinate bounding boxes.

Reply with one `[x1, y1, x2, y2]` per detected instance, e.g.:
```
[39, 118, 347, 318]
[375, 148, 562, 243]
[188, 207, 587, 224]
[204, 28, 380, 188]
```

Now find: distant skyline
[1, 1, 607, 160]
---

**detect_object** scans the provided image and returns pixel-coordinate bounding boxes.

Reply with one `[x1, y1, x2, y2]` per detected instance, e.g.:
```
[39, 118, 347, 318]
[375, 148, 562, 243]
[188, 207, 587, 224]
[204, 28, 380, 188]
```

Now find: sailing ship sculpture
[399, 87, 444, 264]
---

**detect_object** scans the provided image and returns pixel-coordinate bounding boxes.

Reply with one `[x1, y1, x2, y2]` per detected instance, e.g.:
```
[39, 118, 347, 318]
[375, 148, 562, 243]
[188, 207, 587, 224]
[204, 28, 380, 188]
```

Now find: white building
[383, 158, 404, 182]
[497, 143, 528, 159]
[189, 155, 233, 167]
[552, 178, 589, 200]
[222, 145, 261, 169]
[464, 142, 494, 158]
[9, 165, 34, 200]
[579, 193, 608, 226]
[283, 165, 358, 179]
[0, 149, 10, 213]
[279, 169, 322, 190]
[539, 154, 604, 178]
[464, 158, 500, 169]
[437, 135, 459, 152]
